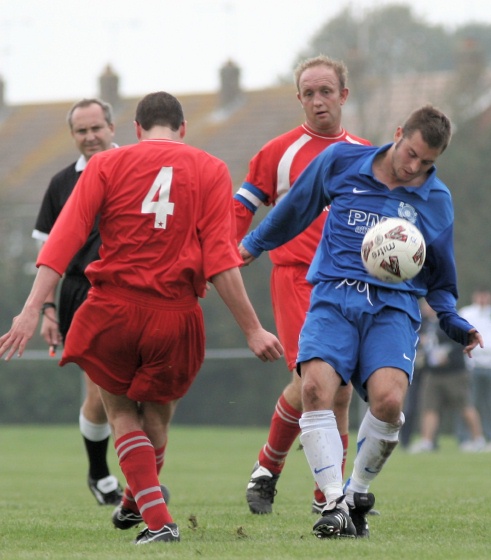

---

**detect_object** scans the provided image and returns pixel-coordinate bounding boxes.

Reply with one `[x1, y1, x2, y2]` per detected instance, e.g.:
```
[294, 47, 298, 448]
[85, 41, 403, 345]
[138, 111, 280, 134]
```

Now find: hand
[40, 310, 62, 348]
[238, 243, 256, 266]
[0, 307, 40, 361]
[246, 328, 284, 362]
[463, 328, 484, 358]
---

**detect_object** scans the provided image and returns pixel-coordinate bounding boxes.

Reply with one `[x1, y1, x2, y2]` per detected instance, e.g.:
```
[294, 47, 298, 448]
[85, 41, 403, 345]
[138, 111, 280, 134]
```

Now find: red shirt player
[235, 56, 370, 515]
[0, 91, 283, 546]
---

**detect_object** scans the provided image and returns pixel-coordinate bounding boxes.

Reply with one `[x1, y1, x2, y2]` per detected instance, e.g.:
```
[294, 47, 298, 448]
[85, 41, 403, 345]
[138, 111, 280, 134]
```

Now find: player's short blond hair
[294, 55, 348, 92]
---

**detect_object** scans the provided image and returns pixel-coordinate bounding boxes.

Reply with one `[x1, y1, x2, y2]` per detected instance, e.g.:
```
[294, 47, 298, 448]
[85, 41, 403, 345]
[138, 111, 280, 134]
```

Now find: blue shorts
[297, 280, 420, 401]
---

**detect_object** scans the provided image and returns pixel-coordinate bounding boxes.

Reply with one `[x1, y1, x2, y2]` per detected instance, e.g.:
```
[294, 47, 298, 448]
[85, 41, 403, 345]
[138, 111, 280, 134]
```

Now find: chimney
[219, 60, 241, 107]
[99, 64, 120, 108]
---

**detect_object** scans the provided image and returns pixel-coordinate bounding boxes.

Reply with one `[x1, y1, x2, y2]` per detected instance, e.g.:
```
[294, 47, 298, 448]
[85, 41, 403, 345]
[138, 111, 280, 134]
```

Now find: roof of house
[0, 86, 302, 207]
[1, 58, 491, 210]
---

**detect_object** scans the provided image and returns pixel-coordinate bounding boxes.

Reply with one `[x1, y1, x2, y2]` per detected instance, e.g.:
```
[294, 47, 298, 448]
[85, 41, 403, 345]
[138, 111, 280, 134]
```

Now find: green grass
[1, 425, 490, 559]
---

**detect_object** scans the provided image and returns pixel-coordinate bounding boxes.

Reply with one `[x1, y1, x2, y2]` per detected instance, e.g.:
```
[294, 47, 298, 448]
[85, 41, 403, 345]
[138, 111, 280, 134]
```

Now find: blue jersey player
[239, 105, 483, 539]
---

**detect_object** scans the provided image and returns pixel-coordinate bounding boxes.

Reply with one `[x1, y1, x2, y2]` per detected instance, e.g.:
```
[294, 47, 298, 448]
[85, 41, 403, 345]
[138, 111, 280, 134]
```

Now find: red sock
[314, 484, 325, 503]
[340, 433, 349, 477]
[116, 431, 172, 531]
[258, 394, 301, 475]
[155, 445, 166, 476]
[122, 443, 167, 507]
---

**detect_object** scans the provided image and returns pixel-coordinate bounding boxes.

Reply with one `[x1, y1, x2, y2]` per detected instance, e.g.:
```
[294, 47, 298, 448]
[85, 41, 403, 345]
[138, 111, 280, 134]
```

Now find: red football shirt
[37, 139, 242, 300]
[235, 124, 371, 266]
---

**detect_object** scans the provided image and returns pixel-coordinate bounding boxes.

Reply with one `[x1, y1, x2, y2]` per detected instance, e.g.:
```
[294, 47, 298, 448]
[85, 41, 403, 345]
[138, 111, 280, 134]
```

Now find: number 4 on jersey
[141, 167, 175, 228]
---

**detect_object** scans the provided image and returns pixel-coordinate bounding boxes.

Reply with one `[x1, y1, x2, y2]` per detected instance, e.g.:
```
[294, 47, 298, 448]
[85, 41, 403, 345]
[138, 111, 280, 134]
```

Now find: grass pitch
[1, 425, 490, 559]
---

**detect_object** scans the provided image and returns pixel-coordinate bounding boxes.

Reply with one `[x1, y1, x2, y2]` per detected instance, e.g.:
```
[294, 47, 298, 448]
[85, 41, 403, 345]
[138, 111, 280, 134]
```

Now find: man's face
[390, 129, 442, 186]
[70, 103, 115, 160]
[297, 65, 348, 135]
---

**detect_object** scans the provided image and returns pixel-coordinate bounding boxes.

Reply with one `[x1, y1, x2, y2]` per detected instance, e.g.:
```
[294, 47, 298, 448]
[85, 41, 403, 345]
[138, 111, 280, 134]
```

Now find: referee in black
[32, 98, 123, 506]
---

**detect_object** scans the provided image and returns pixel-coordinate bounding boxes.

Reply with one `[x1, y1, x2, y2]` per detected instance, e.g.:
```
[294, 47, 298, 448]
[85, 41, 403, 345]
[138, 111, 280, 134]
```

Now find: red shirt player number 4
[0, 91, 282, 546]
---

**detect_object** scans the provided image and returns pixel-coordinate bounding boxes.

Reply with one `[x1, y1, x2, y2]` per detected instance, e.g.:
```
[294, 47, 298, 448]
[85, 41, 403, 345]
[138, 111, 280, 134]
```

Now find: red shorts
[61, 285, 205, 404]
[270, 264, 312, 371]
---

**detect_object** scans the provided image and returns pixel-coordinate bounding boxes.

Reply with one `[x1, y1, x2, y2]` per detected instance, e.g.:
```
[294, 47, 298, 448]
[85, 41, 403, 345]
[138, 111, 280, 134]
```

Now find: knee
[333, 384, 353, 409]
[301, 379, 326, 410]
[283, 376, 303, 410]
[371, 394, 403, 424]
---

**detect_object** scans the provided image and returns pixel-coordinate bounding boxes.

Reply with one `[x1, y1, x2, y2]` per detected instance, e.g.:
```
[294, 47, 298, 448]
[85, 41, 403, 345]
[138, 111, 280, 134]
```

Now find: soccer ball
[360, 218, 426, 283]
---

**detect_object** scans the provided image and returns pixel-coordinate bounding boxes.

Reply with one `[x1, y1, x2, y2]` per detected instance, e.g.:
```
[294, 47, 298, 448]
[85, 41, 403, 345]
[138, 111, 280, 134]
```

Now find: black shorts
[59, 275, 91, 339]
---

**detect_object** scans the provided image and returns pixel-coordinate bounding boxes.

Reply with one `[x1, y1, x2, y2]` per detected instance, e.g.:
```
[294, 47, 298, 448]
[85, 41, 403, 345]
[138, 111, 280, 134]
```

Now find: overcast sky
[1, 0, 490, 105]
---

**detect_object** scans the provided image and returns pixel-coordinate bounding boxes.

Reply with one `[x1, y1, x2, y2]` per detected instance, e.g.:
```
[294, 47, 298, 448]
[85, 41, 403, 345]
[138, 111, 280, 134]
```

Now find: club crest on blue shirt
[397, 202, 417, 224]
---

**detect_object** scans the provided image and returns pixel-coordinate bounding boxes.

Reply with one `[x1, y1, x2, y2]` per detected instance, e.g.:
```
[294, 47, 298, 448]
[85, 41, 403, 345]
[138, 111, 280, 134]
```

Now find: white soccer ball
[360, 218, 426, 283]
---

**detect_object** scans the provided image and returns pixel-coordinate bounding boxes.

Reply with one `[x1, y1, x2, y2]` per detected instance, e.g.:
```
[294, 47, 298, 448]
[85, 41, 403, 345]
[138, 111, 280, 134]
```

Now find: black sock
[84, 436, 111, 480]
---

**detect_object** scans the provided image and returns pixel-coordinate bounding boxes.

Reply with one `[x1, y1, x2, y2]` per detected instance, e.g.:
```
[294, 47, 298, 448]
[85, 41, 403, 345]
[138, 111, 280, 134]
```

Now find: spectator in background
[32, 98, 123, 505]
[409, 300, 486, 453]
[459, 288, 491, 448]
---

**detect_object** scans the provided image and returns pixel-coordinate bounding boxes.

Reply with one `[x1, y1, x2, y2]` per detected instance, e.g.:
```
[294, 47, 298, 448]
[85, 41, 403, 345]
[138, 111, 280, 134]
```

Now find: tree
[455, 24, 491, 65]
[437, 111, 491, 303]
[297, 5, 454, 76]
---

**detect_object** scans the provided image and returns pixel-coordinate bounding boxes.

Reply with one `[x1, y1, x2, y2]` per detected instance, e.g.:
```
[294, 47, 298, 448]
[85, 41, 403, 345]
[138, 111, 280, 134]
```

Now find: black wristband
[41, 302, 57, 314]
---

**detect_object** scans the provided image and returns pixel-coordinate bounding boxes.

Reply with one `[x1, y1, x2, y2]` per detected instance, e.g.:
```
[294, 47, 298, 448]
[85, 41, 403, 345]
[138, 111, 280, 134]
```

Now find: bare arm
[34, 241, 62, 351]
[39, 283, 63, 355]
[0, 265, 62, 360]
[210, 267, 283, 362]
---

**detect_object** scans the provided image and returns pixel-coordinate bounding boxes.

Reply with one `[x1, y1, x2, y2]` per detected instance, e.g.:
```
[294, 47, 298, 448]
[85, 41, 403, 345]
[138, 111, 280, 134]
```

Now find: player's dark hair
[67, 98, 114, 129]
[402, 105, 452, 153]
[135, 92, 184, 132]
